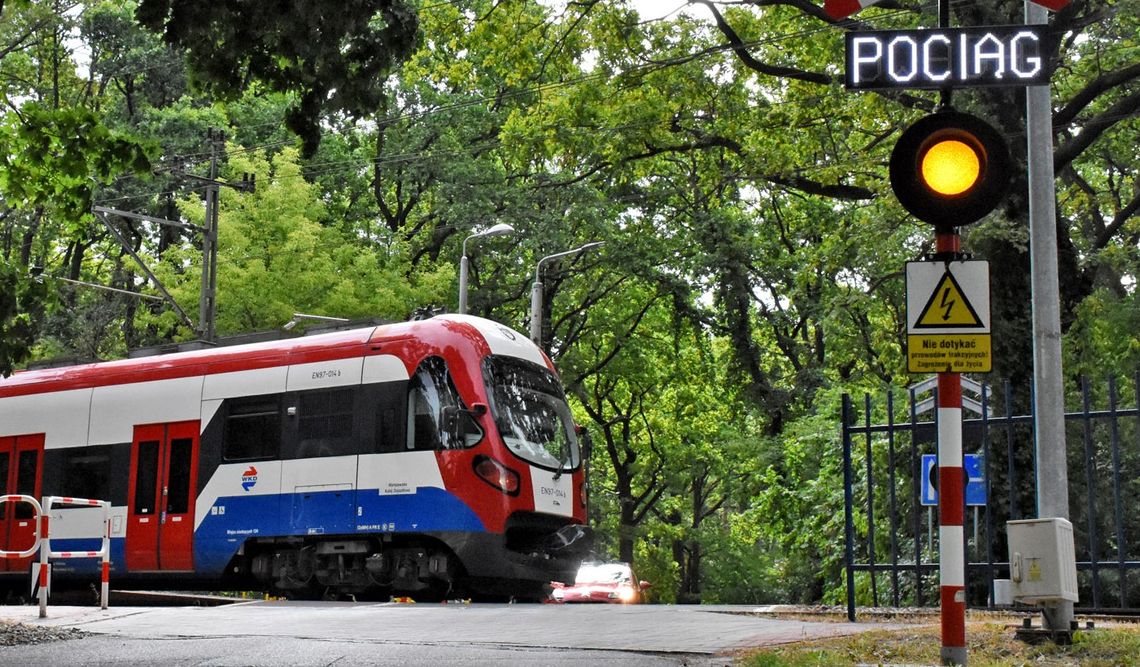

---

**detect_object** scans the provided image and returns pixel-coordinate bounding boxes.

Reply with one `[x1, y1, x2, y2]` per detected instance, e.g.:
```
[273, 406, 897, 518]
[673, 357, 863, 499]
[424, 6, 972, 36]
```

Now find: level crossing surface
[0, 600, 891, 665]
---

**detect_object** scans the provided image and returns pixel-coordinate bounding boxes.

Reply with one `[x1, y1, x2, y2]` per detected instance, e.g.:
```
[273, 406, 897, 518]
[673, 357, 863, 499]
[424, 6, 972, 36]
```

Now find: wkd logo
[241, 466, 258, 492]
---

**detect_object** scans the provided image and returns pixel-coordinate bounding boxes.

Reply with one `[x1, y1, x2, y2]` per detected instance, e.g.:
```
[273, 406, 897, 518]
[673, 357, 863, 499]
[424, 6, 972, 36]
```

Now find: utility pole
[199, 129, 221, 343]
[92, 131, 253, 342]
[1025, 0, 1073, 634]
[177, 129, 255, 343]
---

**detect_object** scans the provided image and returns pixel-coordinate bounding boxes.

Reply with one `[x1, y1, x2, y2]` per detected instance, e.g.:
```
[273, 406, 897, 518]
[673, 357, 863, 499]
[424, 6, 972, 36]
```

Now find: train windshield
[482, 356, 579, 472]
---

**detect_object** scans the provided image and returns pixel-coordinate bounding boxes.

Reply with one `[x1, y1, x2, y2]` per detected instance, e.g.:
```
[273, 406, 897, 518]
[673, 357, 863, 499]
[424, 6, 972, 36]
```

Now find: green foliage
[146, 145, 450, 337]
[1066, 288, 1140, 376]
[0, 258, 51, 377]
[750, 402, 852, 604]
[135, 0, 421, 154]
[0, 104, 153, 225]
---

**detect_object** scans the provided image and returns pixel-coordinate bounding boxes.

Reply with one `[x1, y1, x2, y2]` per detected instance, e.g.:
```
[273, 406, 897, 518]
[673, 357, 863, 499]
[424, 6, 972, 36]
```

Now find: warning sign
[914, 272, 985, 328]
[906, 261, 991, 373]
[908, 334, 992, 373]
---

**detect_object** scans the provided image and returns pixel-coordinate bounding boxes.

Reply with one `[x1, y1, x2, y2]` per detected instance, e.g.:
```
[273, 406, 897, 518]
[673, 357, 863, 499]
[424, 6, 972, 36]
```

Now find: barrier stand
[38, 496, 113, 617]
[0, 494, 112, 617]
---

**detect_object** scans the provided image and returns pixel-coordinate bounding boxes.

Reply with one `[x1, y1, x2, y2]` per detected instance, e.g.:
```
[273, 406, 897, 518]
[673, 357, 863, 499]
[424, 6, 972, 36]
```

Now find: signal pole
[1025, 0, 1073, 634]
[935, 231, 967, 667]
[935, 7, 965, 662]
[840, 0, 1073, 657]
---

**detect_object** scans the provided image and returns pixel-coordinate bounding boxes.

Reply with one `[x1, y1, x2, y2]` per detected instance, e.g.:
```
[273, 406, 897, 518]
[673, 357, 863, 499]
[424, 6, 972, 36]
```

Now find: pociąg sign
[846, 25, 1050, 90]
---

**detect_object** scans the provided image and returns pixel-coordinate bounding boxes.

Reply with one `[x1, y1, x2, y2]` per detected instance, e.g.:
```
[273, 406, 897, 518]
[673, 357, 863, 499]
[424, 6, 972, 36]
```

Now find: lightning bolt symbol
[939, 287, 955, 321]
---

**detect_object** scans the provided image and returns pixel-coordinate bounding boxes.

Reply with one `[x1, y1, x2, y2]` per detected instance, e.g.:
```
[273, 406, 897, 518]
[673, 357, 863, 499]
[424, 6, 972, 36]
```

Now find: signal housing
[889, 110, 1011, 229]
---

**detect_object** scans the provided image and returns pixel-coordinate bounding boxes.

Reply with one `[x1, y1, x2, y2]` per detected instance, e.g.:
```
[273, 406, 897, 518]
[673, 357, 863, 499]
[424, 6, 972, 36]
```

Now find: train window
[224, 395, 281, 461]
[482, 355, 579, 472]
[372, 382, 406, 453]
[14, 450, 39, 519]
[166, 438, 193, 515]
[406, 357, 476, 451]
[133, 440, 160, 515]
[0, 452, 8, 520]
[59, 448, 111, 502]
[298, 388, 355, 457]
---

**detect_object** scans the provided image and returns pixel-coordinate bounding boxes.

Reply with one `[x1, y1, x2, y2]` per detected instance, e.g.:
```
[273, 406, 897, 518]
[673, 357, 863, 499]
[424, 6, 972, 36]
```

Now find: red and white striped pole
[936, 229, 967, 666]
[38, 513, 50, 619]
[101, 508, 111, 610]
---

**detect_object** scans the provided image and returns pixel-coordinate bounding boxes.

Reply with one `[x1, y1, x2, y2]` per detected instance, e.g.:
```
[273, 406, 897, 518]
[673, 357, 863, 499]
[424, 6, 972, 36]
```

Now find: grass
[740, 620, 1140, 666]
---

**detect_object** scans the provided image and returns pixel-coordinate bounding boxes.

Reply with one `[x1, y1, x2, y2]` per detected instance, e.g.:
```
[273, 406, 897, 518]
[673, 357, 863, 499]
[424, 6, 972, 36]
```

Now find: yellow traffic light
[921, 139, 981, 196]
[890, 111, 1010, 228]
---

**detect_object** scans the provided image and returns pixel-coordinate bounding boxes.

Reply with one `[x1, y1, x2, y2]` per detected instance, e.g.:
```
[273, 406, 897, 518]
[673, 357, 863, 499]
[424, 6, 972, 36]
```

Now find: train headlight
[473, 455, 520, 496]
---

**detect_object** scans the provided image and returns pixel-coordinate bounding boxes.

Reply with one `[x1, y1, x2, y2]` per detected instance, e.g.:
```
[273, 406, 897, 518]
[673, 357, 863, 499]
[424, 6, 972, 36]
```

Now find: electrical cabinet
[1007, 517, 1079, 604]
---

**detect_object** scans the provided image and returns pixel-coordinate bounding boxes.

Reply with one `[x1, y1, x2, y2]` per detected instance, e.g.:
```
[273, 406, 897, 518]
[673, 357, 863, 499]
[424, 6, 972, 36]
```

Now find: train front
[394, 315, 593, 599]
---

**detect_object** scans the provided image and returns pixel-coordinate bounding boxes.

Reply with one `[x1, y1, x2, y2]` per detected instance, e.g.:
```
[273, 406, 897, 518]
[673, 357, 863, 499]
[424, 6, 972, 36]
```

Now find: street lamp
[458, 223, 516, 314]
[530, 241, 604, 345]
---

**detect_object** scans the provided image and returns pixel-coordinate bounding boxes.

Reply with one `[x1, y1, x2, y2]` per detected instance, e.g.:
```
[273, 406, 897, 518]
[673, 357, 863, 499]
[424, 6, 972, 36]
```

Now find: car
[549, 562, 650, 603]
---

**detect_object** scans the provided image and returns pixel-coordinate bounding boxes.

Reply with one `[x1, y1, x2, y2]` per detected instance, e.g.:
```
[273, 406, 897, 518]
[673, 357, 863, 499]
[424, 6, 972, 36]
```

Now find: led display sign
[845, 26, 1050, 90]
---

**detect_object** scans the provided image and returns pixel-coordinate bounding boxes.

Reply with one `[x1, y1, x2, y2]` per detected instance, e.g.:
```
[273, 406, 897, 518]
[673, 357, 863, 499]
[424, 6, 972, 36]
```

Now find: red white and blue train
[0, 315, 592, 600]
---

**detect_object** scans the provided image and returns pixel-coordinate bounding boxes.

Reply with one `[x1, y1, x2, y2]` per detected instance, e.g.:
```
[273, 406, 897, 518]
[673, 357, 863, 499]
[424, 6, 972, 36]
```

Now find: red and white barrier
[38, 496, 112, 617]
[0, 495, 43, 560]
[1, 494, 111, 618]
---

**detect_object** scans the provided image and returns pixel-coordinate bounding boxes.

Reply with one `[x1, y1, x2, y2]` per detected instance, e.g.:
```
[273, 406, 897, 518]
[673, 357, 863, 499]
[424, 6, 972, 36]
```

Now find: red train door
[0, 434, 44, 573]
[126, 422, 199, 571]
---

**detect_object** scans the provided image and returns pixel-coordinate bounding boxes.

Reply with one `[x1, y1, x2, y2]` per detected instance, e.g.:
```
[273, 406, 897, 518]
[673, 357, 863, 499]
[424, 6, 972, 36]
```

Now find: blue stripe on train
[50, 487, 485, 578]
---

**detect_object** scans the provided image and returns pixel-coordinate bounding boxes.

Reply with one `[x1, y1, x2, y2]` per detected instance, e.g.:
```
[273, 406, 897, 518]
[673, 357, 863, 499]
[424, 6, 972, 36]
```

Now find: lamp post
[530, 241, 604, 345]
[458, 223, 516, 315]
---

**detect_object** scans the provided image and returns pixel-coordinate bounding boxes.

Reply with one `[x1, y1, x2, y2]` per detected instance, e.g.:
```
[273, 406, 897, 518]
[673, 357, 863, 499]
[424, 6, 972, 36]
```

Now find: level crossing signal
[889, 110, 1011, 229]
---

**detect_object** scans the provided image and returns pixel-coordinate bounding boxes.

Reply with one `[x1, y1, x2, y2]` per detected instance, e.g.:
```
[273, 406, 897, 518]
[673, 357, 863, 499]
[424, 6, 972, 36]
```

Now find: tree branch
[1094, 188, 1140, 251]
[1054, 62, 1140, 129]
[1054, 88, 1140, 172]
[691, 0, 831, 85]
[764, 173, 874, 200]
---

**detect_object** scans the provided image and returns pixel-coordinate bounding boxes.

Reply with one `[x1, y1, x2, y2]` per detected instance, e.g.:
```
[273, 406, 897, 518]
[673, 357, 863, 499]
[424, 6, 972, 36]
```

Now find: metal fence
[841, 373, 1139, 621]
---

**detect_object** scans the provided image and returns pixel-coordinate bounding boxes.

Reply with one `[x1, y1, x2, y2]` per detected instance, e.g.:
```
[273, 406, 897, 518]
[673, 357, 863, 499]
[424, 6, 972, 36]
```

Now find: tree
[135, 0, 421, 155]
[0, 0, 1134, 607]
[0, 256, 50, 376]
[1, 2, 155, 363]
[147, 145, 451, 337]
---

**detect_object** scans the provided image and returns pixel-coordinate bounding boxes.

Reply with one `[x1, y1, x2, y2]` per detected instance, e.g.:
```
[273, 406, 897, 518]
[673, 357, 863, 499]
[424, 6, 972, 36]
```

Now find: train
[0, 314, 593, 600]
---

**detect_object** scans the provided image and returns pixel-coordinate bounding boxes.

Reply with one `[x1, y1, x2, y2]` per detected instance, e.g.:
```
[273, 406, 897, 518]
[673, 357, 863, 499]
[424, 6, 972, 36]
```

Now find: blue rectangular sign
[921, 453, 987, 507]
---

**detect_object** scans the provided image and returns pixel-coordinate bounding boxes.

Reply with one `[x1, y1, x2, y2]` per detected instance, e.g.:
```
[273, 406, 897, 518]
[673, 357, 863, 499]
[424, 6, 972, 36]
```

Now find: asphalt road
[0, 600, 884, 666]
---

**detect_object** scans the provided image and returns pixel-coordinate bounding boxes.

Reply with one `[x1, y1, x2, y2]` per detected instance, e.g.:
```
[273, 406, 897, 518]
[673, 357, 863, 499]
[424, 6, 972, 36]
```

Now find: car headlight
[616, 586, 636, 602]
